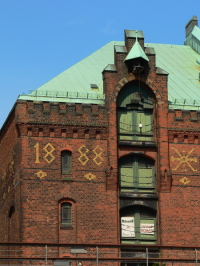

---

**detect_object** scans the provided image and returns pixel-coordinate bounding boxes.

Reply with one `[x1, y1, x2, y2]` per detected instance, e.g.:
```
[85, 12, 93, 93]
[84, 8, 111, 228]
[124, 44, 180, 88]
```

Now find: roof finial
[136, 30, 138, 42]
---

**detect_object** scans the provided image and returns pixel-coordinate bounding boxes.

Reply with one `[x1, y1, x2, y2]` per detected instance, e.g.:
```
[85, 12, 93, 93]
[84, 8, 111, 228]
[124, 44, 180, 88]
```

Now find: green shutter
[136, 111, 153, 141]
[120, 167, 134, 187]
[118, 110, 133, 140]
[138, 168, 153, 188]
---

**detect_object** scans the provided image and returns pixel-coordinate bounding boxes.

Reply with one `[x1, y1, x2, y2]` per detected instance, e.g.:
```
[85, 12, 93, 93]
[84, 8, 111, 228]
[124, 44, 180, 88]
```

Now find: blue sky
[0, 0, 199, 128]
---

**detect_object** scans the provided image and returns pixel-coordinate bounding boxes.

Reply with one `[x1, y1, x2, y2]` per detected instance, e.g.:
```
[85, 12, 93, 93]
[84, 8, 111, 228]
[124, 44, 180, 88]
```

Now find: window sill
[119, 192, 158, 199]
[118, 140, 156, 148]
[60, 225, 73, 230]
[61, 176, 73, 181]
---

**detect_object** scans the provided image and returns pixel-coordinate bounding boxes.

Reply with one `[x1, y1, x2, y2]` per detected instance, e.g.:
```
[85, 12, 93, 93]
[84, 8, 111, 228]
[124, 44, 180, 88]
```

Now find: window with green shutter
[119, 156, 155, 192]
[120, 206, 157, 245]
[117, 84, 153, 141]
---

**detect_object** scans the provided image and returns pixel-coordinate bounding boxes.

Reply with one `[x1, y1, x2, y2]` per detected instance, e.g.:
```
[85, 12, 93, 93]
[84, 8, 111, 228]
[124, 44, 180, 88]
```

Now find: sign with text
[140, 223, 154, 235]
[121, 217, 135, 237]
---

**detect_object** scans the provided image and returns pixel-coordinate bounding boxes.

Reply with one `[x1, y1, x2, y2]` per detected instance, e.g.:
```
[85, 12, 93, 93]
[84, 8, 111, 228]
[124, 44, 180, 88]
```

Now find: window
[117, 84, 153, 141]
[61, 202, 72, 226]
[61, 151, 72, 174]
[119, 156, 155, 192]
[120, 206, 157, 244]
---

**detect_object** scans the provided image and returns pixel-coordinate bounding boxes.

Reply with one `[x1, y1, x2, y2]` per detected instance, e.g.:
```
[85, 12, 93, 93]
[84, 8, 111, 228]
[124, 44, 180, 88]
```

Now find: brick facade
[0, 28, 200, 265]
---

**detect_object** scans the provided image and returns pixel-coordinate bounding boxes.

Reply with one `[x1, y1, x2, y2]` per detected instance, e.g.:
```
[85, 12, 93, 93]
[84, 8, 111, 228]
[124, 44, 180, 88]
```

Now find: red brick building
[0, 16, 200, 265]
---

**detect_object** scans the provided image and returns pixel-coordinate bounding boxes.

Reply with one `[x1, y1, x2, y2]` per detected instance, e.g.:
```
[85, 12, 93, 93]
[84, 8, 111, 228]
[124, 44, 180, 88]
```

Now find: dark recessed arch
[8, 206, 15, 219]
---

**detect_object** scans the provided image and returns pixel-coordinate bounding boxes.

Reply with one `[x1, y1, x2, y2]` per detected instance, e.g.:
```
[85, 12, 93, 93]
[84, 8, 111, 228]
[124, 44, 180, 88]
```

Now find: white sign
[121, 217, 135, 237]
[140, 223, 154, 235]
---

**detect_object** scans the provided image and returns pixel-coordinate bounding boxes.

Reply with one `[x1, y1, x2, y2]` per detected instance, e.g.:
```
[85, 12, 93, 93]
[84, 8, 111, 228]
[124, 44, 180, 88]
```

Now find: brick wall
[0, 111, 21, 244]
[0, 28, 200, 265]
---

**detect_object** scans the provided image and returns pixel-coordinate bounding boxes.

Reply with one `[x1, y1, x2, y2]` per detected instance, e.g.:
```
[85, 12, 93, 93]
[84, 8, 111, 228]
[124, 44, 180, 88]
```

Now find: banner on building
[121, 217, 135, 237]
[140, 223, 154, 235]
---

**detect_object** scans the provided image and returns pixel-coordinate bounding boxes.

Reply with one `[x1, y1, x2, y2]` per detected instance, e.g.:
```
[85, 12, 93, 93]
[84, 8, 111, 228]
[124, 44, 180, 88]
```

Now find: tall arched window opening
[8, 206, 15, 242]
[61, 151, 72, 174]
[117, 83, 153, 141]
[61, 202, 72, 226]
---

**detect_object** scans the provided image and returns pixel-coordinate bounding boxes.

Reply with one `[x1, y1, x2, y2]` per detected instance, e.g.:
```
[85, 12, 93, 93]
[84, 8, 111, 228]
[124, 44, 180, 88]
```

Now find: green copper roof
[184, 25, 200, 55]
[18, 40, 200, 110]
[18, 41, 124, 104]
[125, 32, 149, 62]
[192, 25, 200, 40]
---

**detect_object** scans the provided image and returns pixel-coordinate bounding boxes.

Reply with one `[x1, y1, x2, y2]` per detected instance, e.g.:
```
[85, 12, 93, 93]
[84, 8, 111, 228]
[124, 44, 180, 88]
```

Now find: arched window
[117, 83, 153, 141]
[61, 202, 72, 226]
[120, 206, 157, 244]
[61, 151, 72, 174]
[119, 156, 155, 192]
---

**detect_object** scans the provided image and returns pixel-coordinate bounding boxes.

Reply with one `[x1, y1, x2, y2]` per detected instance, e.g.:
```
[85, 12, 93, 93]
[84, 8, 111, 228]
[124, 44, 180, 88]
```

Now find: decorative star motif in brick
[35, 171, 47, 179]
[180, 177, 190, 185]
[85, 173, 96, 181]
[171, 148, 197, 172]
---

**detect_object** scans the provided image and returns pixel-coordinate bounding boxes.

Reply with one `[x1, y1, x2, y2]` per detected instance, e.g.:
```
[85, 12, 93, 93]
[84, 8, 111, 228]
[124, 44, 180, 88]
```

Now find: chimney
[124, 30, 145, 53]
[185, 16, 198, 38]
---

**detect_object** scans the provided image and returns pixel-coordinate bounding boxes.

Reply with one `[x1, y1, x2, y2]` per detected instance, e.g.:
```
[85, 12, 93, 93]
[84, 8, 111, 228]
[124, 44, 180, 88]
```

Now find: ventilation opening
[9, 206, 15, 219]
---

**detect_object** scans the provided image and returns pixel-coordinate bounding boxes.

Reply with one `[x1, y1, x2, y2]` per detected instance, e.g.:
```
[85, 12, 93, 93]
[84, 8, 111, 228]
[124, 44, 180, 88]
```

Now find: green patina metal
[17, 32, 200, 110]
[125, 31, 149, 63]
[184, 25, 200, 55]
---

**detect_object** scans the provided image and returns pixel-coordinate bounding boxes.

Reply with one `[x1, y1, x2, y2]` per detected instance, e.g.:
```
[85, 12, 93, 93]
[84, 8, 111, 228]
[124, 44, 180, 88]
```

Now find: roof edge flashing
[156, 67, 169, 75]
[102, 64, 117, 73]
[114, 45, 127, 54]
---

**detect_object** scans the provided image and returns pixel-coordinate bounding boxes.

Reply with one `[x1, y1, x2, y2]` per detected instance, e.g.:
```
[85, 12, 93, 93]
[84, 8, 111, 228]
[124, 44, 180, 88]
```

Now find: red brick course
[0, 29, 200, 265]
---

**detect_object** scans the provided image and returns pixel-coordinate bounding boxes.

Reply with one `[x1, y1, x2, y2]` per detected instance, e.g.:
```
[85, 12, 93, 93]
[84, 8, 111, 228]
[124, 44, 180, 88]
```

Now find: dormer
[124, 30, 149, 74]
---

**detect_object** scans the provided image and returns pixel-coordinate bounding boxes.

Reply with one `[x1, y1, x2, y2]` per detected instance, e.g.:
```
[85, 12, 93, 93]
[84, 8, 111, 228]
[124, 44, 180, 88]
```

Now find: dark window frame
[117, 84, 154, 142]
[61, 202, 72, 226]
[119, 156, 155, 192]
[61, 150, 72, 174]
[120, 206, 157, 244]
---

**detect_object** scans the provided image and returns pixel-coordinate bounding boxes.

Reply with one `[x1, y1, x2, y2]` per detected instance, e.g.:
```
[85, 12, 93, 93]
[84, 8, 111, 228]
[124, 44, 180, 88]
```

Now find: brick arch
[111, 75, 163, 105]
[58, 197, 76, 204]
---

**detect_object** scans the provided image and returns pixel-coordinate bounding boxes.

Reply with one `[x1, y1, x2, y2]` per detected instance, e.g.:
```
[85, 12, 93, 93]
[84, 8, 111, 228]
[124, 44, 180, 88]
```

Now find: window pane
[62, 151, 71, 173]
[140, 219, 155, 236]
[63, 207, 71, 219]
[138, 168, 153, 187]
[138, 157, 153, 168]
[119, 157, 133, 167]
[120, 167, 134, 187]
[121, 217, 135, 238]
[61, 203, 72, 225]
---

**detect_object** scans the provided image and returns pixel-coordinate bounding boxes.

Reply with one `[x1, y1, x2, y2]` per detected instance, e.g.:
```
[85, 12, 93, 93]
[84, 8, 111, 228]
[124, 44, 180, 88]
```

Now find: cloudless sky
[0, 0, 199, 128]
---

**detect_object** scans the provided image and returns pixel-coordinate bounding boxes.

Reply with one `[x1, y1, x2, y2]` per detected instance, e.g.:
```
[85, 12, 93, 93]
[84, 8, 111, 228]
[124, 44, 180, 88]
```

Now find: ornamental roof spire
[125, 30, 149, 62]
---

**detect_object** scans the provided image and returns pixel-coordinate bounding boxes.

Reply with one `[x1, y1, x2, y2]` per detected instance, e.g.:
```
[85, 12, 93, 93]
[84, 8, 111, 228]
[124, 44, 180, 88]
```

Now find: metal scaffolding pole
[96, 246, 98, 266]
[195, 249, 198, 266]
[146, 247, 148, 266]
[45, 245, 47, 266]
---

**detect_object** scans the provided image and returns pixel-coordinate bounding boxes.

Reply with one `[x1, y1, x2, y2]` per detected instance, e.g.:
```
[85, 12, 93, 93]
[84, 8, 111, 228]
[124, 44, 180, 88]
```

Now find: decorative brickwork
[0, 27, 200, 265]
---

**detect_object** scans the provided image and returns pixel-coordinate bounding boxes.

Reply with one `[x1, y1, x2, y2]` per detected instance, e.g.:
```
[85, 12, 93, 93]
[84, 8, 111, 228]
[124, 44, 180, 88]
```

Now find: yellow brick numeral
[93, 145, 104, 165]
[34, 142, 40, 164]
[34, 142, 55, 164]
[78, 145, 89, 165]
[43, 143, 55, 164]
